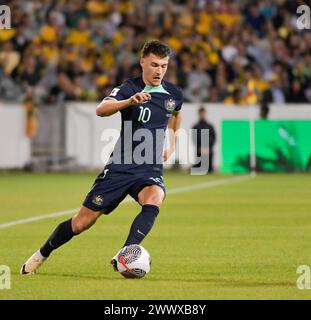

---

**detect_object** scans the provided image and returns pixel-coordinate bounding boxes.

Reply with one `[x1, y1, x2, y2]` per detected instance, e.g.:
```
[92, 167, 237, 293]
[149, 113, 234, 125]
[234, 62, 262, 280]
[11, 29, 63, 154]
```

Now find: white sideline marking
[0, 208, 80, 229]
[0, 175, 251, 229]
[167, 175, 250, 194]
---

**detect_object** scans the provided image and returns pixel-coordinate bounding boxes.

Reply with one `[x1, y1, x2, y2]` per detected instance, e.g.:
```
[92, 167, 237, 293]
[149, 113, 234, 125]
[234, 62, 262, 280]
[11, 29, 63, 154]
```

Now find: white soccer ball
[114, 244, 151, 278]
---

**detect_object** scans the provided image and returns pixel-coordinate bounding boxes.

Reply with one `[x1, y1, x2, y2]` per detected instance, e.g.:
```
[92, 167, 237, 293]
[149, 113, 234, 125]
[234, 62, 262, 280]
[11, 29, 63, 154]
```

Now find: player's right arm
[96, 92, 151, 117]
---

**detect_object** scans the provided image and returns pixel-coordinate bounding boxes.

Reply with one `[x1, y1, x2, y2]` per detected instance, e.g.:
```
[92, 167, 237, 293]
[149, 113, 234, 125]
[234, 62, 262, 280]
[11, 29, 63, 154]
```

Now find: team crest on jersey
[92, 195, 103, 206]
[165, 99, 176, 112]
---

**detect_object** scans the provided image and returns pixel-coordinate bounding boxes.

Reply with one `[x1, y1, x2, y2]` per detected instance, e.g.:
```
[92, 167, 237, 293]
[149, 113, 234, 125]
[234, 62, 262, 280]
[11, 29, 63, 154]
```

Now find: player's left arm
[163, 111, 182, 162]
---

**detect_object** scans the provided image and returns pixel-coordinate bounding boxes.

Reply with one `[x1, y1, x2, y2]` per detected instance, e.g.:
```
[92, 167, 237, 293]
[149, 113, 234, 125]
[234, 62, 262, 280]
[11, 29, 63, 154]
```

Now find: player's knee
[139, 187, 165, 207]
[138, 185, 165, 207]
[72, 219, 86, 234]
[143, 194, 163, 207]
[72, 215, 96, 234]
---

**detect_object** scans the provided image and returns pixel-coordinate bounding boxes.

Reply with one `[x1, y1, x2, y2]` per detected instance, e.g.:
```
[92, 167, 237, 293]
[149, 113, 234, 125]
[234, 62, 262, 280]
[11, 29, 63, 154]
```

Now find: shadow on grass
[31, 272, 293, 287]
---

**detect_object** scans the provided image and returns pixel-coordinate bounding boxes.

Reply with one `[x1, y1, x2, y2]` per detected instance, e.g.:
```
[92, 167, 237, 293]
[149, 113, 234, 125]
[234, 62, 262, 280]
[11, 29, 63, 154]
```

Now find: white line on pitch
[0, 175, 251, 229]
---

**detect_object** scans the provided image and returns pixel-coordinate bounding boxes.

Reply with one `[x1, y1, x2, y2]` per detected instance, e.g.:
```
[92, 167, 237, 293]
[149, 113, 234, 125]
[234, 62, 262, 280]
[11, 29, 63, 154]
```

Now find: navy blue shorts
[83, 169, 166, 214]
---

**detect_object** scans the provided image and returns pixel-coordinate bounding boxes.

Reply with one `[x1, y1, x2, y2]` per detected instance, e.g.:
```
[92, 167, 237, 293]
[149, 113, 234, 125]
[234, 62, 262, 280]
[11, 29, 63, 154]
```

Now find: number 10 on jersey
[138, 106, 151, 123]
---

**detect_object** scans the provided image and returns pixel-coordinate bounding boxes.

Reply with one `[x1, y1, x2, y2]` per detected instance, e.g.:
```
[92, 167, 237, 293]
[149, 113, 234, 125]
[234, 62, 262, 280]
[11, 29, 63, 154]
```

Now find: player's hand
[128, 92, 151, 106]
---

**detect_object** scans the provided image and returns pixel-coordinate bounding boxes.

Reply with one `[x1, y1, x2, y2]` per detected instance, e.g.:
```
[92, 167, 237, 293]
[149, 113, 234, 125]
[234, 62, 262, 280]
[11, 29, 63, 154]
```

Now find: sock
[34, 249, 46, 260]
[124, 204, 159, 246]
[40, 218, 76, 257]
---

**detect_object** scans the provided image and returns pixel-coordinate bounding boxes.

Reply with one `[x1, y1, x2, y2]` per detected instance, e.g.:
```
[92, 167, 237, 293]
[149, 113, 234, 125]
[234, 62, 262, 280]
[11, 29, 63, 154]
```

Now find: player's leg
[20, 206, 102, 275]
[40, 206, 102, 256]
[123, 185, 165, 246]
[21, 167, 130, 275]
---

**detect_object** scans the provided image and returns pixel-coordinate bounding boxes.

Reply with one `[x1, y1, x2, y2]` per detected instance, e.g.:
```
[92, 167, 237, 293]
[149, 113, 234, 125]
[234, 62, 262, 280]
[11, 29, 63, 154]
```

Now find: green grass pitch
[0, 171, 311, 300]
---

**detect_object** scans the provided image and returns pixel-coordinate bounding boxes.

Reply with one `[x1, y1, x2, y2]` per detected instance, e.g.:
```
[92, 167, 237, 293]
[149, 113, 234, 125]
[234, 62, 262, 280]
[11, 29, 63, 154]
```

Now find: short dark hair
[198, 107, 206, 114]
[141, 40, 171, 58]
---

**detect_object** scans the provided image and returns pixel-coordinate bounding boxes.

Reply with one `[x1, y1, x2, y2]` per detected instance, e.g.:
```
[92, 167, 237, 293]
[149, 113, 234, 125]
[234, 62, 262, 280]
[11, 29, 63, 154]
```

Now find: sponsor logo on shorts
[92, 195, 103, 206]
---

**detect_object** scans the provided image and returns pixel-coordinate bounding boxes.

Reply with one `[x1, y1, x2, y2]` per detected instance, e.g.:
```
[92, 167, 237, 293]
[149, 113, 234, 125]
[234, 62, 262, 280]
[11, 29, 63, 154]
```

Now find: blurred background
[1, 0, 311, 173]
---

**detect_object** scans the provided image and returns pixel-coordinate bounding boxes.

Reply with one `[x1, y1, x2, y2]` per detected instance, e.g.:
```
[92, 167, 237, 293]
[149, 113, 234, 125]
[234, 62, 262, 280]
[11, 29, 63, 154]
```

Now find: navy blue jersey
[103, 75, 183, 174]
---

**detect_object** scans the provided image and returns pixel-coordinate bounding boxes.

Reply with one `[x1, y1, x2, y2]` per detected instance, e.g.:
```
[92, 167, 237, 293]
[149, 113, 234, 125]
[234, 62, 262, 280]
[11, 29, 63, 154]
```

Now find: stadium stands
[0, 0, 310, 104]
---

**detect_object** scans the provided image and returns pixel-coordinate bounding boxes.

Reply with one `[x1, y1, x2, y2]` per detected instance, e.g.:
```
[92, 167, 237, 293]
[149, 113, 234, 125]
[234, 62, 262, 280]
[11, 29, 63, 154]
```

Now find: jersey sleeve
[103, 82, 132, 102]
[174, 87, 184, 112]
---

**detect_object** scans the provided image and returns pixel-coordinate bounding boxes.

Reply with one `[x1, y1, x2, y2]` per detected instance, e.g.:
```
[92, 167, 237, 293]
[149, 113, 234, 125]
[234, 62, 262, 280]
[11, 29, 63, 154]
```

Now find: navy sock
[40, 218, 76, 257]
[124, 204, 159, 246]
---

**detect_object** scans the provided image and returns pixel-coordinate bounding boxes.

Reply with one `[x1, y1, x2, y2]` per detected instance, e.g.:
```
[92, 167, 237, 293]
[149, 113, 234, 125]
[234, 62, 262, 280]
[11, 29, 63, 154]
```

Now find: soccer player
[21, 40, 183, 275]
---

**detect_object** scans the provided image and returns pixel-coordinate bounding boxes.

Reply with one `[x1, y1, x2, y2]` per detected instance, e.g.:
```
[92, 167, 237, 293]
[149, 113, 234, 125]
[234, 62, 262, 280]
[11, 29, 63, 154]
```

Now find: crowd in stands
[0, 0, 310, 105]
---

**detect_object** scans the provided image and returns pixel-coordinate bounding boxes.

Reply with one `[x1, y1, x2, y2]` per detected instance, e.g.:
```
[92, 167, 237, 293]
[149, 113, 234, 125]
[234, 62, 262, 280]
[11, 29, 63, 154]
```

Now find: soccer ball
[112, 244, 151, 279]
